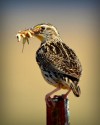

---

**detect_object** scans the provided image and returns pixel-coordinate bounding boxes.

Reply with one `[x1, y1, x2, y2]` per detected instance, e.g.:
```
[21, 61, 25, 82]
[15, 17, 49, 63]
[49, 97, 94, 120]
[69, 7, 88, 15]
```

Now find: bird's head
[33, 23, 59, 41]
[16, 23, 59, 52]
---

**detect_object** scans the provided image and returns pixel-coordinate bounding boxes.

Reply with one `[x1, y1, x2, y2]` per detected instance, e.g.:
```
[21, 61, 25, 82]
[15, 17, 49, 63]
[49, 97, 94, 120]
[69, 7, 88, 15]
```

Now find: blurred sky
[1, 0, 100, 125]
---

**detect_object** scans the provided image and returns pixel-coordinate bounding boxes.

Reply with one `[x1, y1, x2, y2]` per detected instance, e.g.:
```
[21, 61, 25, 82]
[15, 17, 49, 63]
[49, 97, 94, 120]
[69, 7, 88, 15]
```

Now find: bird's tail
[70, 83, 81, 97]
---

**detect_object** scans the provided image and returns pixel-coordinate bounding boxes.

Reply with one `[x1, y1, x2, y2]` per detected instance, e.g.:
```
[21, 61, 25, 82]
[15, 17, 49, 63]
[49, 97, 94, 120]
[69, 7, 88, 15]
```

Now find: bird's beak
[32, 26, 45, 41]
[32, 26, 42, 34]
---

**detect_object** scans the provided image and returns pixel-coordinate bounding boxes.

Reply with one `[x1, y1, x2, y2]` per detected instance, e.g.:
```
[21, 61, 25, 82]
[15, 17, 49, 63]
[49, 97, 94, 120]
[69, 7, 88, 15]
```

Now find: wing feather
[36, 41, 82, 79]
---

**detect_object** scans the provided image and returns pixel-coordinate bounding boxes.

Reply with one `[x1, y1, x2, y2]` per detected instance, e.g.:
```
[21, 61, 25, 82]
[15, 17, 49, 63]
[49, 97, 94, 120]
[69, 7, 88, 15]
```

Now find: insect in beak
[16, 26, 43, 52]
[16, 29, 34, 52]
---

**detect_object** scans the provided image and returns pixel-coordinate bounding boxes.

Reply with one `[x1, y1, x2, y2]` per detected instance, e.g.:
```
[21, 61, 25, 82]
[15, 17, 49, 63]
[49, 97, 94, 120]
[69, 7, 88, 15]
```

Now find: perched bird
[16, 23, 82, 106]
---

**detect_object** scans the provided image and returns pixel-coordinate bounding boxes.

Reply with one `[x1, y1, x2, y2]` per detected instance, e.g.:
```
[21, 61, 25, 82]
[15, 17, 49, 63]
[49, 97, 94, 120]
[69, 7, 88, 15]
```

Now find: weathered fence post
[46, 95, 70, 125]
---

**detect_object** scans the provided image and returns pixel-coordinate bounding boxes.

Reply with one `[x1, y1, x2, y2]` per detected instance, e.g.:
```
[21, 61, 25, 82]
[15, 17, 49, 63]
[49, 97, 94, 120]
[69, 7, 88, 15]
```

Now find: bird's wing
[37, 41, 82, 79]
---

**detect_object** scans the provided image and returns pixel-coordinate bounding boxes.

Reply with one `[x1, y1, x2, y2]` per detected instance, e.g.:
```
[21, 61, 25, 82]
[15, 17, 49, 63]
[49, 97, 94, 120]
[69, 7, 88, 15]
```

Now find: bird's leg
[62, 78, 72, 99]
[45, 86, 61, 107]
[62, 89, 71, 99]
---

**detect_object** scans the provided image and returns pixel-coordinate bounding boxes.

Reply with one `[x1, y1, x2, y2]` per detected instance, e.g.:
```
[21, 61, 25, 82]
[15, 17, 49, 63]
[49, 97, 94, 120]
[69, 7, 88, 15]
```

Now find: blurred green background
[1, 0, 100, 125]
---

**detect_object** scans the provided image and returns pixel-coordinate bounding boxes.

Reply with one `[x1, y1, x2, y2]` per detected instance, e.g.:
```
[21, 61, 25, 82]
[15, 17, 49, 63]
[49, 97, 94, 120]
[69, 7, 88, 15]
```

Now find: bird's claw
[61, 94, 67, 99]
[45, 96, 55, 107]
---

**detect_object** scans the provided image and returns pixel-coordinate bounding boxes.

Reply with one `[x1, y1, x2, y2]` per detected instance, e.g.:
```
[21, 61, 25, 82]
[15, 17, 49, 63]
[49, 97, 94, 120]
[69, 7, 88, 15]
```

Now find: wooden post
[46, 95, 70, 125]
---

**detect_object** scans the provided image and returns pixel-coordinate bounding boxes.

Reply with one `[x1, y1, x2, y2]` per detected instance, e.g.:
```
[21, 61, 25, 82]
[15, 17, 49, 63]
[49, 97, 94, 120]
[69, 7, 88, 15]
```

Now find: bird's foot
[45, 96, 55, 107]
[62, 94, 67, 99]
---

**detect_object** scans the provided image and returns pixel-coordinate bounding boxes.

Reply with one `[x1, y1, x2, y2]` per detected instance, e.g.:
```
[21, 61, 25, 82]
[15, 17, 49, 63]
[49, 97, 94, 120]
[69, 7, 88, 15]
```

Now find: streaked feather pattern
[36, 39, 82, 84]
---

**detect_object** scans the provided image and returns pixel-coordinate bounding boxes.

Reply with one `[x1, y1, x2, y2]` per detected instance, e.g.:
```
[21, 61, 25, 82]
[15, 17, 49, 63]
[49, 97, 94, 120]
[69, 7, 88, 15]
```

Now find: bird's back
[36, 39, 82, 81]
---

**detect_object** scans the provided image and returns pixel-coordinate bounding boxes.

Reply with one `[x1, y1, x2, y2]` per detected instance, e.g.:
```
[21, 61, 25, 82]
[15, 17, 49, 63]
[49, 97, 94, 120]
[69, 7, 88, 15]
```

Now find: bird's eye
[41, 27, 45, 30]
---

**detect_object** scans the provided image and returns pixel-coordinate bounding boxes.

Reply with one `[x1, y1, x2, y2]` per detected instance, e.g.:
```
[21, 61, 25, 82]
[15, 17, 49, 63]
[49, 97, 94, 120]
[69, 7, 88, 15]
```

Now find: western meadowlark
[16, 23, 82, 106]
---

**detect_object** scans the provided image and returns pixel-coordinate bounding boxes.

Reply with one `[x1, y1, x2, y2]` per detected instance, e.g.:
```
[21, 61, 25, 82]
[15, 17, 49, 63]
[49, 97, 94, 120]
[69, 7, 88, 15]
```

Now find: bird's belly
[41, 69, 70, 89]
[41, 70, 59, 86]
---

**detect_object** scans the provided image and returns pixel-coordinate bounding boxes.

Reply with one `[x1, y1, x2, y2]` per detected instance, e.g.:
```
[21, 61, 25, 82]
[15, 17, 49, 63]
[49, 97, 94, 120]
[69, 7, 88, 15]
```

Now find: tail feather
[70, 83, 81, 97]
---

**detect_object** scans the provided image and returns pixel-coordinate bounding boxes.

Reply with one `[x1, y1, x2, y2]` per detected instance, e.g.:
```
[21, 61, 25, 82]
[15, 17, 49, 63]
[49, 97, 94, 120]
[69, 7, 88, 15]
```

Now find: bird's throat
[35, 35, 44, 42]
